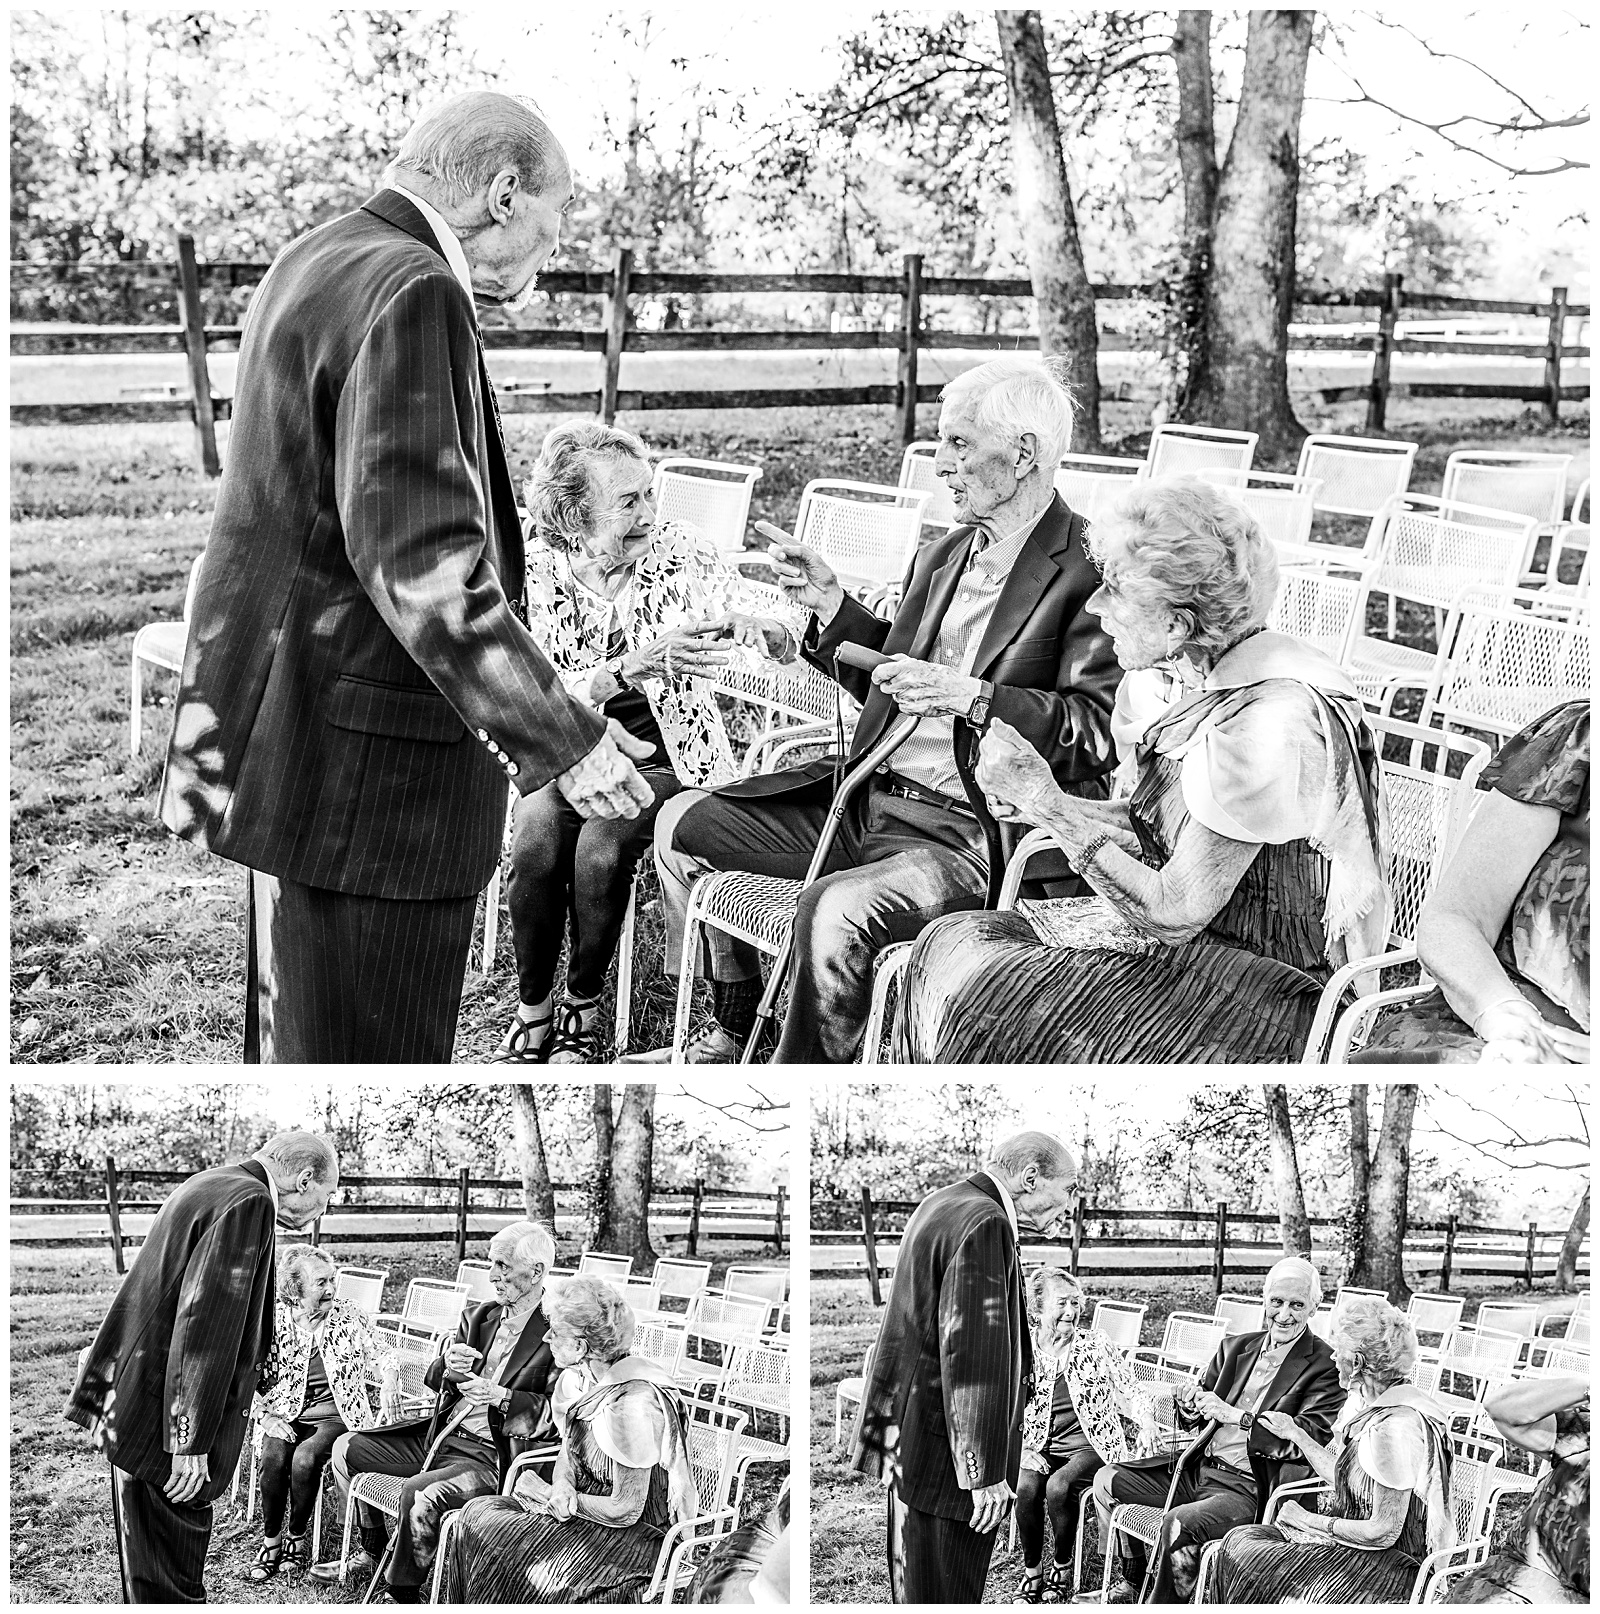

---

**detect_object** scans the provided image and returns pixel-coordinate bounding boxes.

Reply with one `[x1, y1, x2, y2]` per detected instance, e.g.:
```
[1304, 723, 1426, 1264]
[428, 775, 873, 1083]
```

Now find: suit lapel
[970, 495, 1077, 679]
[1257, 1329, 1314, 1409]
[908, 535, 975, 661]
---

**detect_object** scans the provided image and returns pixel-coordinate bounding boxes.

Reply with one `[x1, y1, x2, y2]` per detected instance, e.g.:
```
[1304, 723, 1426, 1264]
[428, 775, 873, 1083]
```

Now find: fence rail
[10, 1157, 785, 1273]
[10, 239, 1590, 469]
[813, 1191, 1588, 1306]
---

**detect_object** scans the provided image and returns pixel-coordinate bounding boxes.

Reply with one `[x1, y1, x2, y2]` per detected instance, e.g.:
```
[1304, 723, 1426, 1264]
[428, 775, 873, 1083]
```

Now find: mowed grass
[10, 1237, 786, 1605]
[809, 1273, 1567, 1604]
[9, 401, 1589, 1062]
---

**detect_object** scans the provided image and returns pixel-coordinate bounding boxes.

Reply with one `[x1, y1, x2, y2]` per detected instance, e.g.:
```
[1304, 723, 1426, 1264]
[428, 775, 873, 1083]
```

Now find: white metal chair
[1439, 1323, 1523, 1400]
[1525, 1342, 1591, 1377]
[793, 478, 930, 595]
[1475, 1302, 1541, 1367]
[1269, 563, 1367, 664]
[1440, 450, 1573, 576]
[1053, 452, 1146, 519]
[1308, 1302, 1337, 1342]
[577, 1252, 633, 1281]
[1335, 1285, 1387, 1309]
[899, 441, 959, 528]
[635, 1317, 690, 1378]
[724, 1265, 789, 1315]
[1543, 476, 1590, 590]
[1131, 1312, 1227, 1383]
[374, 1278, 472, 1344]
[684, 1294, 771, 1382]
[1143, 422, 1257, 481]
[651, 1257, 713, 1314]
[835, 1342, 877, 1447]
[334, 1265, 388, 1317]
[641, 1404, 749, 1602]
[1303, 716, 1492, 1064]
[1212, 1294, 1265, 1335]
[1090, 1299, 1147, 1356]
[1407, 1293, 1465, 1354]
[714, 1340, 792, 1478]
[453, 1259, 495, 1302]
[652, 457, 763, 558]
[1295, 432, 1419, 521]
[1198, 467, 1322, 561]
[616, 1276, 666, 1316]
[130, 550, 204, 755]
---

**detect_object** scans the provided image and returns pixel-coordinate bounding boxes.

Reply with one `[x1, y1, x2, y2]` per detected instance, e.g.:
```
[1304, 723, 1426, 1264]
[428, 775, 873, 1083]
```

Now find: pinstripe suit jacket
[850, 1174, 1033, 1519]
[64, 1160, 277, 1503]
[159, 189, 606, 899]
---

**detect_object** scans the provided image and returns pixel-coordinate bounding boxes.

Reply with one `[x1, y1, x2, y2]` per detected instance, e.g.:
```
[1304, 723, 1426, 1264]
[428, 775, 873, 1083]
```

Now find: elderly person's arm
[1484, 1374, 1589, 1453]
[1277, 1482, 1411, 1549]
[1255, 1410, 1340, 1487]
[1414, 792, 1584, 1063]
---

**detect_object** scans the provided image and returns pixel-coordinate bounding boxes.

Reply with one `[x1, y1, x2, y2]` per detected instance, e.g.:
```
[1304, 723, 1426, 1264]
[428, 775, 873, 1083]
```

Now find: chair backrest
[335, 1265, 387, 1315]
[182, 551, 206, 621]
[403, 1277, 472, 1329]
[1053, 453, 1146, 519]
[1440, 451, 1572, 529]
[616, 1278, 664, 1314]
[721, 1340, 792, 1399]
[1447, 1455, 1512, 1549]
[1421, 599, 1592, 744]
[1091, 1300, 1146, 1354]
[1335, 1286, 1387, 1310]
[1365, 715, 1492, 948]
[1365, 495, 1533, 609]
[1308, 1303, 1337, 1343]
[794, 479, 930, 591]
[1295, 434, 1419, 517]
[379, 1316, 451, 1356]
[651, 458, 762, 555]
[1444, 1323, 1522, 1385]
[899, 442, 959, 527]
[1160, 1311, 1228, 1369]
[1145, 423, 1257, 481]
[724, 1266, 789, 1304]
[685, 1404, 747, 1517]
[692, 1294, 772, 1338]
[1213, 1294, 1265, 1335]
[577, 1252, 633, 1281]
[1475, 1302, 1540, 1340]
[634, 1318, 688, 1376]
[454, 1260, 495, 1301]
[1198, 466, 1320, 552]
[652, 1257, 714, 1299]
[1407, 1293, 1465, 1342]
[1537, 1343, 1591, 1375]
[1564, 1313, 1591, 1348]
[1572, 478, 1591, 525]
[1268, 564, 1365, 663]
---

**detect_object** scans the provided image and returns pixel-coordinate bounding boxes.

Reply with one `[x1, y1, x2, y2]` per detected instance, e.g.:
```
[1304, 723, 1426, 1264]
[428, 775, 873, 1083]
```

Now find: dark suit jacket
[396, 1299, 557, 1485]
[64, 1160, 278, 1503]
[718, 492, 1120, 885]
[159, 188, 606, 900]
[850, 1174, 1033, 1520]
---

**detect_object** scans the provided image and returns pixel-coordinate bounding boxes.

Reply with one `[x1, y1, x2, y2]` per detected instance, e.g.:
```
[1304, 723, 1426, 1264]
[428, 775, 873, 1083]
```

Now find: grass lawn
[8, 399, 1588, 1063]
[9, 1238, 787, 1605]
[809, 1274, 1562, 1604]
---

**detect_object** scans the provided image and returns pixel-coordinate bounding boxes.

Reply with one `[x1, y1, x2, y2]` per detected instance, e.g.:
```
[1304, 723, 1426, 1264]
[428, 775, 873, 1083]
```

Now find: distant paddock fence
[10, 1156, 785, 1275]
[812, 1189, 1589, 1306]
[9, 231, 1591, 473]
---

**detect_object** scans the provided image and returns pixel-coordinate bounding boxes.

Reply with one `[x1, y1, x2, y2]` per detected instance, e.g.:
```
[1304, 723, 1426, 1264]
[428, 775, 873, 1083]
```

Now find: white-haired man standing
[160, 91, 652, 1064]
[850, 1131, 1080, 1602]
[317, 1221, 558, 1601]
[638, 356, 1122, 1063]
[1092, 1255, 1346, 1603]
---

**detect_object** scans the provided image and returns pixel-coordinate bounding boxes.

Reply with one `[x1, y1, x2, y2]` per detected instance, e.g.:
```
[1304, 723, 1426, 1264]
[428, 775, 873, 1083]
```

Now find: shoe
[1103, 1574, 1140, 1605]
[309, 1548, 375, 1583]
[622, 1023, 742, 1064]
[1012, 1566, 1045, 1603]
[546, 1000, 605, 1064]
[488, 1011, 553, 1064]
[247, 1539, 285, 1582]
[1041, 1562, 1071, 1603]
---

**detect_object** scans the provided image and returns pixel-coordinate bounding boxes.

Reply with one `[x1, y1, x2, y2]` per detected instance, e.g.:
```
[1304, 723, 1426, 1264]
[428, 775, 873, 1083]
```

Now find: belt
[878, 772, 977, 820]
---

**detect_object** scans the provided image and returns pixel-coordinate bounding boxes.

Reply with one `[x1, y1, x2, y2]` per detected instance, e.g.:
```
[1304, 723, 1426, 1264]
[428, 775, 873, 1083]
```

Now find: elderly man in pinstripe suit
[850, 1130, 1079, 1603]
[160, 92, 652, 1063]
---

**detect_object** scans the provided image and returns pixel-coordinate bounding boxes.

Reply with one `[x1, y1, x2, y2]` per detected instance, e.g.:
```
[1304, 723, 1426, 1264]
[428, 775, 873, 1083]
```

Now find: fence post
[601, 245, 634, 424]
[897, 253, 924, 446]
[1365, 272, 1403, 433]
[1440, 1213, 1458, 1292]
[773, 1185, 786, 1250]
[104, 1155, 126, 1276]
[1524, 1220, 1538, 1289]
[1069, 1194, 1086, 1278]
[455, 1165, 470, 1266]
[175, 230, 221, 477]
[1544, 286, 1568, 424]
[860, 1186, 882, 1307]
[687, 1177, 703, 1258]
[1212, 1202, 1229, 1301]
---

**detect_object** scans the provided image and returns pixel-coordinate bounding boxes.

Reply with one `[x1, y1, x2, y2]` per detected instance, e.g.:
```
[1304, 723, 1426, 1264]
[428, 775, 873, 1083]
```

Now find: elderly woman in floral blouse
[248, 1245, 399, 1581]
[492, 422, 801, 1064]
[1013, 1267, 1161, 1603]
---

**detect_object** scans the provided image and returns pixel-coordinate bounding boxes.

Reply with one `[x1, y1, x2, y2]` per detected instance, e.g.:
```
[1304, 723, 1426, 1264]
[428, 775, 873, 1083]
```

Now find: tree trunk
[1556, 1183, 1590, 1293]
[1191, 8, 1313, 457]
[509, 1085, 556, 1229]
[1262, 1084, 1311, 1256]
[601, 1085, 657, 1272]
[995, 9, 1102, 450]
[1171, 11, 1218, 418]
[1351, 1084, 1419, 1303]
[1345, 1084, 1371, 1278]
[590, 1084, 615, 1250]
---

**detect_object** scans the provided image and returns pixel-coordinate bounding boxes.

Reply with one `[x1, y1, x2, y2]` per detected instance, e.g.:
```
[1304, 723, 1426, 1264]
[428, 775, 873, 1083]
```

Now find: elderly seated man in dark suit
[314, 1221, 558, 1602]
[637, 354, 1122, 1064]
[1092, 1256, 1346, 1603]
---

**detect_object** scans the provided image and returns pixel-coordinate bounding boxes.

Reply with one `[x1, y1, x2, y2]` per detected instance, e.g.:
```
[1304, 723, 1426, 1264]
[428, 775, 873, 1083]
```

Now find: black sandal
[1012, 1567, 1046, 1604]
[489, 1011, 553, 1064]
[546, 1000, 604, 1064]
[282, 1531, 310, 1574]
[248, 1539, 285, 1581]
[1041, 1561, 1071, 1603]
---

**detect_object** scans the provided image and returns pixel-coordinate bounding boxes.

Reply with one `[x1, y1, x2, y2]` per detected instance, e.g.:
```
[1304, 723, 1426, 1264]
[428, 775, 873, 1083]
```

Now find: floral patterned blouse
[524, 520, 805, 790]
[1020, 1324, 1161, 1467]
[252, 1297, 395, 1448]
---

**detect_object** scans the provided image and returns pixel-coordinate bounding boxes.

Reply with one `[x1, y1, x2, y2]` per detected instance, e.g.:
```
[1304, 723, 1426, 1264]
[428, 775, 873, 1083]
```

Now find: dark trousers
[887, 1487, 998, 1604]
[258, 1414, 346, 1538]
[110, 1464, 211, 1604]
[1105, 1459, 1257, 1603]
[506, 768, 681, 1004]
[665, 780, 987, 1062]
[1016, 1442, 1103, 1569]
[244, 870, 478, 1063]
[339, 1425, 500, 1590]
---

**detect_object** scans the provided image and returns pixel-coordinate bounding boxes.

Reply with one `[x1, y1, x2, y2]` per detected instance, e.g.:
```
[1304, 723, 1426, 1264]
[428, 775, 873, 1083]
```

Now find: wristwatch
[608, 655, 631, 691]
[1238, 1411, 1256, 1433]
[966, 679, 995, 728]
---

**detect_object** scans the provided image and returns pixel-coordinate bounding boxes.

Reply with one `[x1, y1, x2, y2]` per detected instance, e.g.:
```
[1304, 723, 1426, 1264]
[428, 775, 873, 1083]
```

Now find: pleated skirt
[1212, 1524, 1421, 1604]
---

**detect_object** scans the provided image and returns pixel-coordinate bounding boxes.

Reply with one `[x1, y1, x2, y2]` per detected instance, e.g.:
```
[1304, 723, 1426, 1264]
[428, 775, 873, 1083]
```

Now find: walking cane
[1136, 1418, 1219, 1605]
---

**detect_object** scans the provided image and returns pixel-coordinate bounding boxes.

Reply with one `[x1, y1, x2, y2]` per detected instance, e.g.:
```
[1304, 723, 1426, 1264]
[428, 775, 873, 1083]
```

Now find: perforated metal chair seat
[351, 1471, 405, 1516]
[688, 871, 803, 952]
[1111, 1502, 1168, 1546]
[735, 1433, 790, 1468]
[1346, 635, 1436, 693]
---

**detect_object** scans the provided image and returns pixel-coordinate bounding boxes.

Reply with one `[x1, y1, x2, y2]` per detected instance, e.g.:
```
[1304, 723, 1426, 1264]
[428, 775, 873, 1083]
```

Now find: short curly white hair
[1331, 1294, 1418, 1385]
[524, 422, 651, 555]
[545, 1275, 635, 1364]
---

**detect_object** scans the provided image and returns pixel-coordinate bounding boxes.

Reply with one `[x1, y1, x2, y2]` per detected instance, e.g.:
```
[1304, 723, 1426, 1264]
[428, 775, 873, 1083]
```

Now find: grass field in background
[9, 399, 1589, 1063]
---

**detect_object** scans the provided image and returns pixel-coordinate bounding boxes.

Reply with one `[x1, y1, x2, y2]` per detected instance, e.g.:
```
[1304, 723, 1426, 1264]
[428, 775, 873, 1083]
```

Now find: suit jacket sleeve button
[505, 762, 519, 776]
[476, 729, 490, 743]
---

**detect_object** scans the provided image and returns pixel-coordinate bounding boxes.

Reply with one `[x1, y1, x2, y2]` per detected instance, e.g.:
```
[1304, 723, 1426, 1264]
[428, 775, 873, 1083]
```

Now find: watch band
[966, 679, 995, 728]
[609, 656, 631, 691]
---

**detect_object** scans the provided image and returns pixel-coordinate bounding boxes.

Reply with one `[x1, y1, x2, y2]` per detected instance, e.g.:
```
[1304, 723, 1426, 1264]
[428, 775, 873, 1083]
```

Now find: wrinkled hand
[1475, 998, 1572, 1064]
[968, 1479, 1013, 1535]
[975, 718, 1065, 825]
[546, 1478, 579, 1521]
[766, 539, 845, 624]
[1020, 1448, 1051, 1476]
[871, 654, 980, 717]
[626, 625, 735, 683]
[456, 1373, 504, 1409]
[556, 719, 655, 821]
[443, 1341, 481, 1381]
[695, 611, 793, 660]
[165, 1453, 209, 1506]
[1255, 1409, 1301, 1443]
[1275, 1500, 1323, 1535]
[259, 1413, 298, 1444]
[1189, 1389, 1234, 1424]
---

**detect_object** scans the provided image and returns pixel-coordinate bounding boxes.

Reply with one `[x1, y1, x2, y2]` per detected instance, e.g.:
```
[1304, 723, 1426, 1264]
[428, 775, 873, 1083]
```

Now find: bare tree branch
[1366, 16, 1579, 126]
[673, 1085, 790, 1133]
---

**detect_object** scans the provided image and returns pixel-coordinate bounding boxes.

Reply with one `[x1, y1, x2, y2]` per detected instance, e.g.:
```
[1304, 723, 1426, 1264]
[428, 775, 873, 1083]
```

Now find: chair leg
[129, 654, 143, 758]
[614, 883, 637, 1057]
[671, 906, 706, 1064]
[480, 866, 501, 974]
